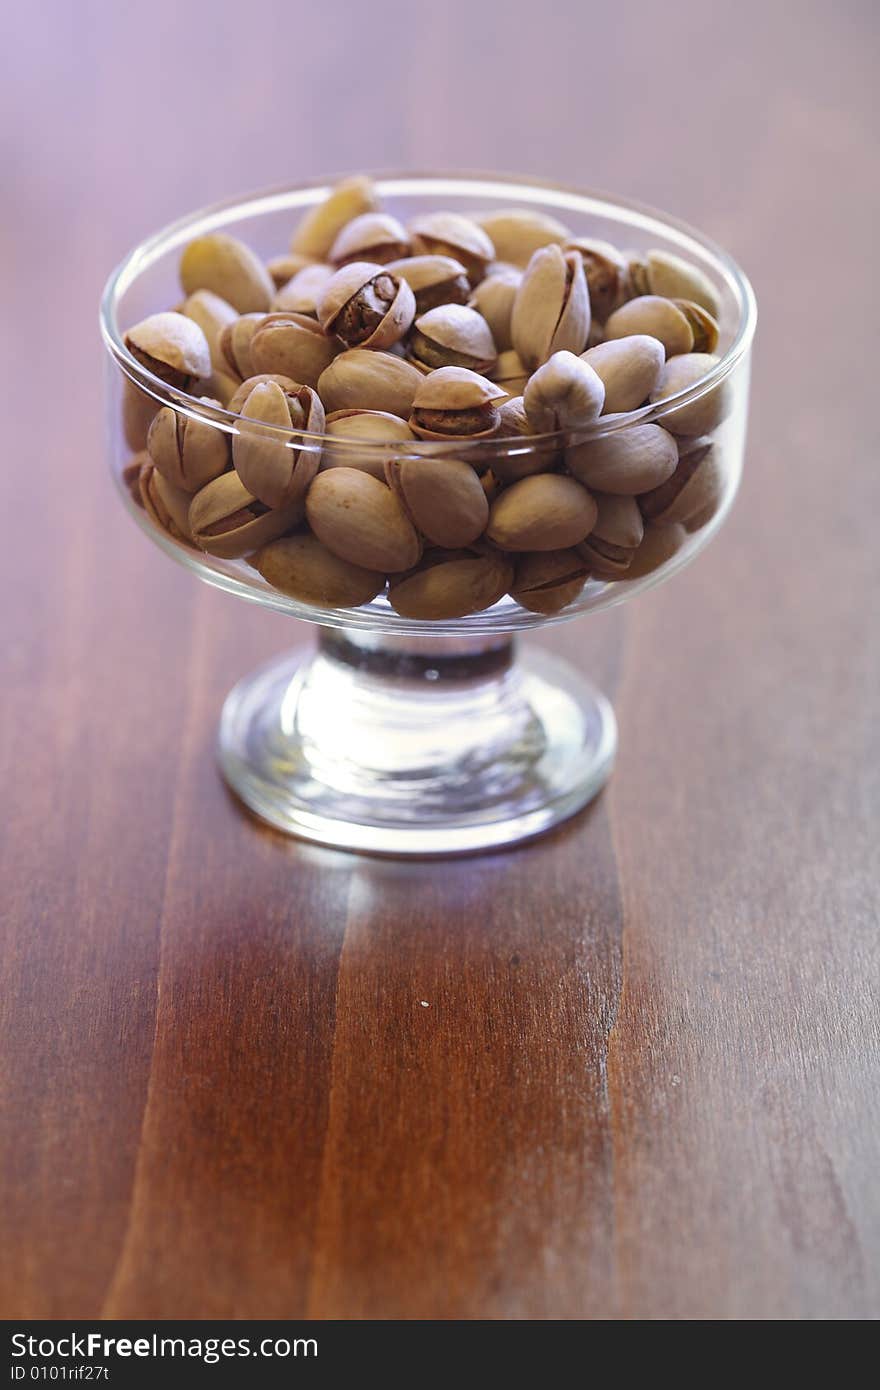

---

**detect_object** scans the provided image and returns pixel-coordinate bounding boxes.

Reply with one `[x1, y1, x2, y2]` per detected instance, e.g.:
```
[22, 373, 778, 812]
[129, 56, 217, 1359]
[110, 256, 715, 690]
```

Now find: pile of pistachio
[123, 176, 730, 619]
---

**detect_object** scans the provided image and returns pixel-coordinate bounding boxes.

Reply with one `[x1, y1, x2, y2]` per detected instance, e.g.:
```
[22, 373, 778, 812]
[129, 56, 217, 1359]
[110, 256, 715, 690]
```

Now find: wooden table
[2, 0, 877, 1320]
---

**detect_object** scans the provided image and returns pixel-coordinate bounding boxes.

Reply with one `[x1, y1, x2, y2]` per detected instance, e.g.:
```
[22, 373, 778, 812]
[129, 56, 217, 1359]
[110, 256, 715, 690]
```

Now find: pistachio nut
[644, 249, 720, 318]
[189, 471, 302, 559]
[638, 438, 724, 526]
[181, 290, 238, 373]
[385, 255, 471, 315]
[578, 493, 644, 577]
[523, 350, 605, 434]
[139, 461, 194, 543]
[565, 422, 678, 495]
[385, 456, 489, 549]
[511, 549, 590, 614]
[227, 373, 301, 415]
[490, 397, 557, 480]
[648, 352, 728, 435]
[486, 473, 598, 551]
[496, 395, 530, 438]
[179, 233, 274, 314]
[408, 212, 495, 285]
[271, 262, 334, 316]
[218, 312, 264, 382]
[580, 335, 665, 414]
[409, 304, 497, 373]
[124, 312, 212, 389]
[329, 211, 409, 266]
[249, 311, 337, 389]
[267, 252, 317, 290]
[625, 521, 687, 579]
[475, 209, 569, 267]
[322, 410, 416, 479]
[624, 253, 650, 299]
[471, 264, 522, 351]
[232, 380, 323, 509]
[122, 380, 159, 451]
[317, 262, 416, 350]
[409, 366, 505, 440]
[564, 238, 628, 323]
[388, 549, 513, 620]
[305, 467, 421, 573]
[317, 349, 424, 418]
[490, 349, 529, 399]
[251, 532, 384, 609]
[511, 245, 590, 371]
[673, 299, 720, 354]
[289, 176, 378, 260]
[604, 296, 694, 358]
[147, 397, 229, 493]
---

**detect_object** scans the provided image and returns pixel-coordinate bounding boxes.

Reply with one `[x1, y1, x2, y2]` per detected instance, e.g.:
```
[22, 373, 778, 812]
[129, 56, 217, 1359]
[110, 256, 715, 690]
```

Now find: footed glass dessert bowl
[101, 173, 756, 855]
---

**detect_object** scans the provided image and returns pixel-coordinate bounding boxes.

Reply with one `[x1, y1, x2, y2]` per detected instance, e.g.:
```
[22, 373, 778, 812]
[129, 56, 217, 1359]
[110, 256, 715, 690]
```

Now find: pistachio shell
[511, 245, 590, 371]
[189, 472, 302, 558]
[578, 493, 644, 576]
[322, 410, 416, 479]
[409, 366, 505, 440]
[271, 263, 334, 316]
[408, 212, 495, 285]
[179, 233, 273, 314]
[385, 255, 471, 314]
[228, 373, 301, 415]
[305, 467, 421, 572]
[388, 550, 513, 619]
[267, 252, 317, 290]
[386, 456, 489, 548]
[317, 263, 415, 350]
[487, 474, 598, 551]
[410, 304, 497, 372]
[329, 211, 409, 266]
[202, 368, 240, 406]
[317, 349, 424, 418]
[511, 549, 590, 614]
[290, 176, 378, 259]
[219, 312, 264, 381]
[646, 249, 720, 317]
[625, 521, 687, 578]
[648, 353, 728, 435]
[139, 461, 193, 542]
[232, 381, 323, 508]
[124, 312, 211, 388]
[638, 438, 725, 525]
[490, 349, 529, 398]
[523, 351, 605, 434]
[564, 238, 628, 322]
[181, 290, 238, 372]
[580, 335, 665, 414]
[250, 312, 337, 388]
[565, 422, 678, 494]
[471, 265, 521, 351]
[122, 380, 159, 450]
[604, 296, 694, 357]
[252, 533, 384, 608]
[475, 209, 569, 266]
[673, 299, 720, 354]
[147, 397, 229, 493]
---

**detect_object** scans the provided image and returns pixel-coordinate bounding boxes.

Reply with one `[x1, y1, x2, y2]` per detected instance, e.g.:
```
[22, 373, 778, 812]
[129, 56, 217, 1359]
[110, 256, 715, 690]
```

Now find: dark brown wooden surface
[2, 0, 878, 1320]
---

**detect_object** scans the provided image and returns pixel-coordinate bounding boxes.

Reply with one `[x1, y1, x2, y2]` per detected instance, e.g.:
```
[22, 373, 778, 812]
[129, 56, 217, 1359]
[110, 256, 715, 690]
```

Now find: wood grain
[1, 0, 878, 1320]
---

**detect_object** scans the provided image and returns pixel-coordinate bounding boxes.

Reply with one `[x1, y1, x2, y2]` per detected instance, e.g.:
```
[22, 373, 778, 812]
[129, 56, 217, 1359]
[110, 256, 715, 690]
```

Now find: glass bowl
[101, 173, 756, 855]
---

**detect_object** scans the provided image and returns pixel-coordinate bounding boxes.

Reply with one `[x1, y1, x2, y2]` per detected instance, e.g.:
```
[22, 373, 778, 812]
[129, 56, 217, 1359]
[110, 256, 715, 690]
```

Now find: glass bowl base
[217, 633, 617, 856]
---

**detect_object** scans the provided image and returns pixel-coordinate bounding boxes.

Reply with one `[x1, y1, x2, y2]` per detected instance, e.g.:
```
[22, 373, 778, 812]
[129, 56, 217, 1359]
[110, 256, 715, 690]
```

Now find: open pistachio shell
[646, 249, 720, 318]
[179, 233, 274, 314]
[218, 312, 264, 382]
[386, 456, 489, 549]
[271, 263, 334, 316]
[625, 520, 688, 578]
[147, 397, 229, 493]
[409, 304, 497, 373]
[249, 312, 337, 388]
[317, 262, 416, 350]
[409, 366, 505, 440]
[329, 211, 410, 266]
[124, 312, 212, 389]
[189, 472, 303, 559]
[181, 290, 238, 373]
[232, 380, 323, 509]
[290, 176, 378, 259]
[317, 349, 424, 418]
[139, 461, 194, 543]
[578, 493, 644, 577]
[673, 299, 720, 354]
[604, 296, 694, 357]
[511, 549, 590, 614]
[228, 373, 301, 415]
[408, 212, 495, 285]
[385, 255, 471, 314]
[267, 252, 317, 290]
[638, 438, 724, 525]
[511, 245, 590, 371]
[564, 238, 628, 323]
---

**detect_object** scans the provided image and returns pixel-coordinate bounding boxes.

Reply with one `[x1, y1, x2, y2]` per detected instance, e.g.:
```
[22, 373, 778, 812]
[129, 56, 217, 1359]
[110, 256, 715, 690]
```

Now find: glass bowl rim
[99, 169, 757, 454]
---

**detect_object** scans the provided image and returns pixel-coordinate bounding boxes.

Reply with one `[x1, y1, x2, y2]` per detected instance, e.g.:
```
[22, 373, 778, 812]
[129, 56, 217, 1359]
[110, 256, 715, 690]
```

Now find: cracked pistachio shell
[649, 353, 728, 435]
[409, 304, 497, 372]
[232, 380, 323, 508]
[638, 438, 725, 526]
[179, 233, 273, 314]
[511, 245, 590, 371]
[124, 312, 211, 389]
[475, 209, 569, 267]
[249, 312, 337, 389]
[580, 335, 665, 414]
[305, 467, 421, 572]
[219, 313, 264, 382]
[267, 252, 317, 290]
[523, 351, 605, 433]
[322, 410, 416, 479]
[511, 549, 590, 614]
[252, 532, 384, 609]
[564, 238, 628, 323]
[139, 461, 194, 542]
[605, 296, 694, 358]
[289, 176, 378, 259]
[625, 521, 688, 578]
[578, 493, 644, 577]
[181, 290, 238, 372]
[147, 397, 229, 493]
[122, 380, 159, 450]
[646, 249, 720, 318]
[189, 472, 302, 558]
[408, 212, 495, 285]
[490, 349, 529, 399]
[385, 255, 470, 314]
[317, 262, 416, 350]
[487, 473, 598, 551]
[272, 262, 334, 316]
[565, 422, 678, 495]
[673, 299, 720, 354]
[228, 373, 300, 415]
[471, 265, 521, 352]
[317, 349, 424, 418]
[409, 366, 505, 440]
[329, 212, 409, 266]
[388, 549, 513, 620]
[386, 456, 488, 548]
